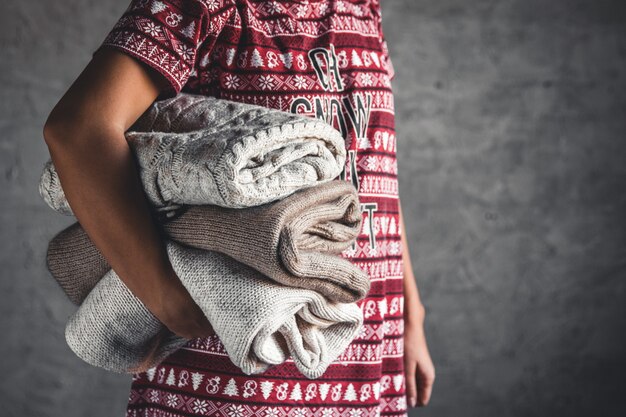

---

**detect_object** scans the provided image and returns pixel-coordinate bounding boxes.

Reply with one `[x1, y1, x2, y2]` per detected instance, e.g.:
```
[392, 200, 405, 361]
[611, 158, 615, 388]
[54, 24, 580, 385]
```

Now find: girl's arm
[400, 201, 425, 323]
[399, 200, 436, 407]
[43, 46, 214, 340]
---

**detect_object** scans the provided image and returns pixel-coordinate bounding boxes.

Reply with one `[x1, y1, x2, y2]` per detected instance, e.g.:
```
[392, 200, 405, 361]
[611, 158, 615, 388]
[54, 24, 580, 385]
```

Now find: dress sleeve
[92, 0, 220, 98]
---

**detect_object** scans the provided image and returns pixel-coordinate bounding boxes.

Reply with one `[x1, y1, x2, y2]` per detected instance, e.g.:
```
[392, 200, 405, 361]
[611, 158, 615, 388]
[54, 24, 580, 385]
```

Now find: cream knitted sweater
[38, 92, 347, 217]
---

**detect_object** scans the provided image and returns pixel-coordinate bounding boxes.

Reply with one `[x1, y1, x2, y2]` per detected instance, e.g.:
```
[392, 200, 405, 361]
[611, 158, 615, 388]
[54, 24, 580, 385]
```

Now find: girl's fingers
[404, 357, 418, 408]
[416, 363, 435, 406]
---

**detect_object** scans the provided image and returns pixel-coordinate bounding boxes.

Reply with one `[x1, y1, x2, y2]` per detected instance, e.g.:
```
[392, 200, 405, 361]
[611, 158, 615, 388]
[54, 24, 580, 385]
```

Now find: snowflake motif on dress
[142, 21, 162, 37]
[360, 73, 374, 87]
[353, 5, 365, 17]
[177, 43, 194, 61]
[356, 322, 368, 339]
[165, 393, 179, 408]
[295, 5, 307, 18]
[203, 0, 220, 11]
[224, 74, 240, 89]
[192, 399, 209, 414]
[293, 408, 307, 417]
[293, 75, 307, 89]
[265, 1, 282, 15]
[348, 409, 363, 417]
[263, 406, 280, 417]
[257, 75, 275, 89]
[389, 240, 400, 255]
[148, 389, 159, 403]
[365, 155, 377, 171]
[321, 408, 335, 417]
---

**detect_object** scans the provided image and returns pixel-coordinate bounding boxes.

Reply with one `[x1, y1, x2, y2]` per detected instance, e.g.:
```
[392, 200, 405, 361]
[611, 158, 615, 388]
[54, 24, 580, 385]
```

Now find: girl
[43, 1, 435, 415]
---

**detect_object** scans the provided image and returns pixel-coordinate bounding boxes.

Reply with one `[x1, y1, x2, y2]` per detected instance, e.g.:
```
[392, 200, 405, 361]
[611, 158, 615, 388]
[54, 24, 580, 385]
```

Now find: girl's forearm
[43, 124, 189, 320]
[399, 199, 426, 325]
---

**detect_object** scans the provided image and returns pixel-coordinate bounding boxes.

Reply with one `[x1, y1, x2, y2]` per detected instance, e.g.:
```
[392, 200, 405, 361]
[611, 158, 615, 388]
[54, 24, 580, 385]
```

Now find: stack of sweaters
[39, 93, 370, 380]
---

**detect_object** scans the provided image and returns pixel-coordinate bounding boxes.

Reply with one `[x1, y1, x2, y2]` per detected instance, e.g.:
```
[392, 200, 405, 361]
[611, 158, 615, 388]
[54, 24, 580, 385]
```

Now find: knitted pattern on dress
[47, 180, 369, 305]
[65, 239, 364, 380]
[38, 92, 346, 216]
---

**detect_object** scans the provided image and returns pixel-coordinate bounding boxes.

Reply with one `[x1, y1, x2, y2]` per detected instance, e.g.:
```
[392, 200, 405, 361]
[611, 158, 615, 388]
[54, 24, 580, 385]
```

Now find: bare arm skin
[400, 201, 436, 407]
[43, 46, 215, 340]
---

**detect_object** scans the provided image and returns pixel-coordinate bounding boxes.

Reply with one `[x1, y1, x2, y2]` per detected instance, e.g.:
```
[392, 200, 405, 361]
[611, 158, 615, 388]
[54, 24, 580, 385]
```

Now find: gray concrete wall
[1, 1, 624, 416]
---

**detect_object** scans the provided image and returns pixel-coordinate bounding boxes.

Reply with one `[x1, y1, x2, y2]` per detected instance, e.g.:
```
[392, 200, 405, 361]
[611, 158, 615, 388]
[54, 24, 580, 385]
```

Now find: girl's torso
[100, 1, 407, 416]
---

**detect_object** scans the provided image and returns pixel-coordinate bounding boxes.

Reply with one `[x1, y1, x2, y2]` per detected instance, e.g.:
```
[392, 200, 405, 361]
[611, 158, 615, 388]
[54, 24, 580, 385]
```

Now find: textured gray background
[1, 0, 625, 416]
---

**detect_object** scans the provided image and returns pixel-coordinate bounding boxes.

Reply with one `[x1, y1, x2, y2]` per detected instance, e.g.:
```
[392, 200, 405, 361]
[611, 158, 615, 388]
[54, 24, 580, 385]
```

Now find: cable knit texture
[38, 92, 347, 216]
[47, 180, 369, 305]
[65, 239, 364, 379]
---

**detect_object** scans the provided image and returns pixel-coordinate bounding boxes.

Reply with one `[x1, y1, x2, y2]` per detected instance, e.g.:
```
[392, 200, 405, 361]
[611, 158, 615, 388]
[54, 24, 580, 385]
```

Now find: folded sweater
[66, 239, 364, 379]
[38, 92, 346, 216]
[47, 180, 370, 305]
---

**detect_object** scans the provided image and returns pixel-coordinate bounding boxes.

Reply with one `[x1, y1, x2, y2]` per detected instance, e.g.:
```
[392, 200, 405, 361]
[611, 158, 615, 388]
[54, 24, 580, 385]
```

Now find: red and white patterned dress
[94, 1, 406, 416]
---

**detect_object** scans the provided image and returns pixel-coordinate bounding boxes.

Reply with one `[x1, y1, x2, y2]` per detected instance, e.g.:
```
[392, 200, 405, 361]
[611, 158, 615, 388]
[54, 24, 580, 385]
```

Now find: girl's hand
[404, 302, 436, 408]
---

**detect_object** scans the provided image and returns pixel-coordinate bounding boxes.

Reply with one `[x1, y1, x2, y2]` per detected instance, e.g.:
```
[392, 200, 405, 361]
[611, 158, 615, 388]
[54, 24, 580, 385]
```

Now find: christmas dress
[92, 0, 407, 416]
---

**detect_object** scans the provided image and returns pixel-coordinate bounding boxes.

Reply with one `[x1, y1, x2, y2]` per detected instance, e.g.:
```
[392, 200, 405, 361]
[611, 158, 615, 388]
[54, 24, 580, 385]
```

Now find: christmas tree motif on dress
[190, 372, 204, 391]
[389, 216, 397, 235]
[279, 52, 293, 69]
[165, 368, 177, 386]
[150, 0, 167, 14]
[318, 382, 331, 401]
[146, 366, 157, 382]
[289, 383, 303, 401]
[180, 20, 196, 38]
[260, 380, 274, 399]
[250, 48, 264, 67]
[393, 374, 404, 392]
[225, 48, 236, 66]
[177, 370, 190, 388]
[356, 135, 371, 150]
[372, 382, 381, 400]
[343, 383, 357, 401]
[379, 215, 390, 235]
[351, 50, 363, 67]
[370, 51, 380, 67]
[355, 343, 363, 360]
[223, 378, 239, 396]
